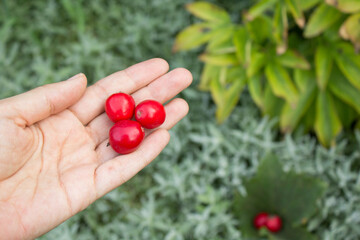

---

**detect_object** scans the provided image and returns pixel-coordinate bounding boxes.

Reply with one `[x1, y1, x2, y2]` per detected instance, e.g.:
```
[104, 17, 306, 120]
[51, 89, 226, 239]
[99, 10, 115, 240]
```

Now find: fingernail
[68, 73, 85, 81]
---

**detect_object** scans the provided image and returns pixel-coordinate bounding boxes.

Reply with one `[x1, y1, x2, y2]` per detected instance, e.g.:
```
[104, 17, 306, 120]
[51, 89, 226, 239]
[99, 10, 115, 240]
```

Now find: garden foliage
[234, 154, 327, 240]
[2, 0, 360, 239]
[174, 0, 360, 147]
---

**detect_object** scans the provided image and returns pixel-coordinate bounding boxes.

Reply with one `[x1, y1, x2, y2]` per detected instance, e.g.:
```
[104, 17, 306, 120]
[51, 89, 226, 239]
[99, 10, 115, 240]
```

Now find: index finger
[70, 58, 169, 125]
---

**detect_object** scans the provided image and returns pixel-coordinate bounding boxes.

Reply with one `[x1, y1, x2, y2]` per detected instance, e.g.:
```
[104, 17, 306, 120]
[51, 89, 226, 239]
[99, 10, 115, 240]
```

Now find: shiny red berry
[105, 93, 135, 122]
[266, 215, 282, 233]
[135, 100, 166, 129]
[253, 212, 269, 229]
[109, 120, 145, 154]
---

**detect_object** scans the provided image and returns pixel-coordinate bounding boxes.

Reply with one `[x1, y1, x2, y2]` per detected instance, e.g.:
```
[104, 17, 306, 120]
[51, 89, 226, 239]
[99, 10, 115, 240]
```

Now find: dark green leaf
[315, 90, 342, 147]
[339, 13, 360, 51]
[233, 27, 250, 65]
[328, 67, 360, 114]
[280, 80, 317, 132]
[273, 3, 288, 54]
[233, 154, 327, 239]
[265, 62, 299, 106]
[186, 2, 230, 23]
[247, 51, 266, 78]
[285, 0, 305, 28]
[315, 45, 332, 90]
[199, 64, 220, 91]
[269, 226, 318, 240]
[333, 42, 360, 90]
[206, 25, 235, 54]
[302, 102, 317, 133]
[294, 69, 315, 93]
[199, 53, 239, 66]
[173, 23, 213, 52]
[325, 0, 360, 13]
[277, 49, 311, 70]
[210, 69, 246, 123]
[248, 74, 264, 109]
[304, 3, 342, 38]
[246, 15, 272, 43]
[263, 83, 284, 118]
[333, 97, 358, 128]
[245, 0, 278, 21]
[297, 0, 321, 10]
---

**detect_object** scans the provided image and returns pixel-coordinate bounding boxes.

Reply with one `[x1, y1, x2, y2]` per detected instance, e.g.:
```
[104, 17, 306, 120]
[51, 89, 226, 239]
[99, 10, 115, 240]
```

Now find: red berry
[135, 100, 166, 129]
[105, 93, 135, 122]
[266, 215, 282, 233]
[253, 212, 269, 229]
[109, 120, 145, 154]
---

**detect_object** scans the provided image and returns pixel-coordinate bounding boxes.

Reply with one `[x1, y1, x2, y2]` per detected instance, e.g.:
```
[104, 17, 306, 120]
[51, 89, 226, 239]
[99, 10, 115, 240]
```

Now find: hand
[0, 59, 192, 240]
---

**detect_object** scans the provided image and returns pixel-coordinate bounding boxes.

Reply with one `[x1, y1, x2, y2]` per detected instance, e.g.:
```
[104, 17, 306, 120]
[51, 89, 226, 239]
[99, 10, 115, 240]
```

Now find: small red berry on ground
[266, 215, 282, 233]
[135, 100, 166, 129]
[109, 120, 145, 154]
[105, 93, 135, 122]
[253, 212, 269, 229]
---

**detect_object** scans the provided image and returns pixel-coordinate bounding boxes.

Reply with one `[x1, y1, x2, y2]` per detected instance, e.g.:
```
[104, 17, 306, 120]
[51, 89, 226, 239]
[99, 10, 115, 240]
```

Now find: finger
[95, 129, 170, 197]
[86, 68, 192, 145]
[131, 67, 192, 104]
[1, 74, 87, 127]
[89, 98, 188, 147]
[70, 58, 169, 125]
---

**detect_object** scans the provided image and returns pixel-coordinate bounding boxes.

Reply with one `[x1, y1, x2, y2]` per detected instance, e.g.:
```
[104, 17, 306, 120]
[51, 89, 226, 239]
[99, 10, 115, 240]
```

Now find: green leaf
[206, 25, 235, 54]
[269, 226, 318, 240]
[315, 45, 332, 90]
[333, 97, 358, 128]
[227, 66, 246, 84]
[277, 49, 311, 70]
[325, 0, 360, 13]
[173, 23, 213, 52]
[265, 62, 299, 106]
[245, 0, 278, 21]
[294, 69, 315, 93]
[247, 51, 266, 78]
[246, 15, 273, 43]
[304, 3, 342, 38]
[302, 102, 317, 133]
[339, 13, 360, 51]
[248, 74, 264, 109]
[199, 64, 220, 91]
[199, 53, 238, 66]
[280, 80, 317, 132]
[233, 27, 250, 65]
[233, 154, 327, 239]
[210, 69, 246, 123]
[328, 67, 360, 114]
[263, 83, 284, 118]
[273, 3, 288, 54]
[185, 2, 230, 23]
[333, 42, 360, 90]
[297, 0, 321, 11]
[285, 0, 305, 28]
[315, 90, 342, 147]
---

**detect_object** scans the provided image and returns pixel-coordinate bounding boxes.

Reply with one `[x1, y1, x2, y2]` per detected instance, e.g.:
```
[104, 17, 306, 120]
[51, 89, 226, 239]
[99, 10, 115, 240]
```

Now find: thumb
[1, 73, 87, 127]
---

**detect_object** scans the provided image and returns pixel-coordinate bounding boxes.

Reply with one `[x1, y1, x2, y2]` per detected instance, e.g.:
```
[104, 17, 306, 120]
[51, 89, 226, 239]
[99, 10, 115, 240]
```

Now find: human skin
[0, 58, 192, 240]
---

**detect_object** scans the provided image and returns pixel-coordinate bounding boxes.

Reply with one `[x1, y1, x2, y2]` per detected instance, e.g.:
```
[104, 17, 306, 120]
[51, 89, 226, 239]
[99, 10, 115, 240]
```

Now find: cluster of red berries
[253, 212, 282, 233]
[105, 93, 166, 154]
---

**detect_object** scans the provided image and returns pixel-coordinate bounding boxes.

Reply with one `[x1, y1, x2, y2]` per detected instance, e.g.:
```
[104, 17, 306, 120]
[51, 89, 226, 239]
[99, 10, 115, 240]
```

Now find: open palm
[0, 59, 192, 240]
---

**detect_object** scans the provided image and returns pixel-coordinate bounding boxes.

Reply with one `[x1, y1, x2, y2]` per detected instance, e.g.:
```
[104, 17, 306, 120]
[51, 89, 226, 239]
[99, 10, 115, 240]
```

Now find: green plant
[174, 0, 360, 147]
[233, 154, 327, 240]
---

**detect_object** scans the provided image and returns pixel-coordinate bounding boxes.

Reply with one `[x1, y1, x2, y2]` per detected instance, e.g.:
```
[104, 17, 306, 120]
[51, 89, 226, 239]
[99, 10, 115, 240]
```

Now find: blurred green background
[1, 0, 360, 239]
